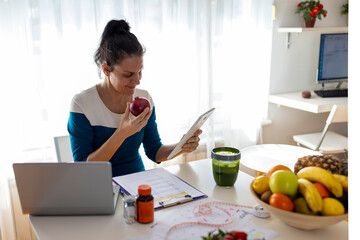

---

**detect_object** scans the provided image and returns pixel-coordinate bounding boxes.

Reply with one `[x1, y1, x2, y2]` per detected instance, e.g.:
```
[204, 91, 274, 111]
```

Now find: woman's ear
[101, 63, 111, 77]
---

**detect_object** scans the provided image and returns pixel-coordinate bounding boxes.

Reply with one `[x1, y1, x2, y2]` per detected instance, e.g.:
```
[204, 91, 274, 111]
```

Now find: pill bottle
[136, 184, 154, 223]
[123, 195, 136, 224]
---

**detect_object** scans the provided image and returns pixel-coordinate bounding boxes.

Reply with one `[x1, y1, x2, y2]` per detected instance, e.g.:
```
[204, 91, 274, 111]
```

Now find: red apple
[129, 97, 150, 116]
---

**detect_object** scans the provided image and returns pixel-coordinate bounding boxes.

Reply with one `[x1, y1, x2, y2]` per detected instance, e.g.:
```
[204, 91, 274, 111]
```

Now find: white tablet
[167, 108, 215, 160]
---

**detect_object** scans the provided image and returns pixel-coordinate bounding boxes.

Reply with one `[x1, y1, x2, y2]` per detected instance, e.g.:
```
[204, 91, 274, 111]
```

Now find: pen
[150, 222, 158, 228]
[119, 188, 127, 197]
[159, 195, 193, 208]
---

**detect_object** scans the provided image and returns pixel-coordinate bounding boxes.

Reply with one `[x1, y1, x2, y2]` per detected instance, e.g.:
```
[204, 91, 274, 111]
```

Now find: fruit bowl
[249, 181, 348, 230]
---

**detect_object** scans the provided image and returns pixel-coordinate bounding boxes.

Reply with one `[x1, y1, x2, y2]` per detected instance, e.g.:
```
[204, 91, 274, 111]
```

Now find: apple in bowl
[269, 170, 298, 198]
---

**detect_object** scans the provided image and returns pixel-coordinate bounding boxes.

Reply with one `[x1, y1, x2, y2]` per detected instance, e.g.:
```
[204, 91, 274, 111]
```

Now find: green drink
[212, 147, 241, 187]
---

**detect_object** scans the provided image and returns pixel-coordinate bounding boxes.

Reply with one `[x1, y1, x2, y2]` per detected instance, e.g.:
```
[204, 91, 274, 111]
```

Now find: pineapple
[340, 158, 348, 176]
[294, 155, 344, 175]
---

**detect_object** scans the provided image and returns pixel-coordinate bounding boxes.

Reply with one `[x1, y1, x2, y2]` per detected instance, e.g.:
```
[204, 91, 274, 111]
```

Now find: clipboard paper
[112, 168, 207, 210]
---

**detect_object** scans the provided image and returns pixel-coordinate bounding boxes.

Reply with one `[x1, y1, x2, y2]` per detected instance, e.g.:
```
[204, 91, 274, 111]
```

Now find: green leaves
[341, 1, 348, 15]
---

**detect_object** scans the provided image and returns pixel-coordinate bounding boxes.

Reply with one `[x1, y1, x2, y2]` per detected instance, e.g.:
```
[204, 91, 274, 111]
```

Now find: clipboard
[112, 168, 207, 210]
[167, 108, 215, 160]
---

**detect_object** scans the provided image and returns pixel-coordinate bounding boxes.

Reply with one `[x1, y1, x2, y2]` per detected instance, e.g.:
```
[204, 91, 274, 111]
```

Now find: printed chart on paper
[113, 168, 205, 209]
[126, 198, 278, 240]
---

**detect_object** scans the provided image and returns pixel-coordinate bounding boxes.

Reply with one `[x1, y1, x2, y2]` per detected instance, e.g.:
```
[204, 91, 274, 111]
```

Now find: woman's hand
[116, 102, 152, 138]
[154, 129, 203, 162]
[180, 129, 202, 153]
[87, 103, 152, 163]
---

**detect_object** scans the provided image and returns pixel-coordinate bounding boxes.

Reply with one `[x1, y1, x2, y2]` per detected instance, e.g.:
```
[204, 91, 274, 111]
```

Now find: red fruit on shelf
[301, 91, 311, 98]
[129, 97, 150, 116]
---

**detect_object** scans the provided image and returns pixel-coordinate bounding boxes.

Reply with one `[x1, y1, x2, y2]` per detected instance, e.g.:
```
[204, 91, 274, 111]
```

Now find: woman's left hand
[181, 129, 202, 153]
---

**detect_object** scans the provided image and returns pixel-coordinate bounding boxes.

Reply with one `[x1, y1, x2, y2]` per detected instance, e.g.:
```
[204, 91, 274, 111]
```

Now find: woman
[67, 19, 202, 176]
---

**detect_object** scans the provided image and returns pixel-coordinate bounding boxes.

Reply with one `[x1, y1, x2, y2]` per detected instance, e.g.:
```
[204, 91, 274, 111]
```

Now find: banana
[298, 178, 323, 212]
[294, 197, 317, 215]
[332, 174, 348, 192]
[296, 166, 343, 198]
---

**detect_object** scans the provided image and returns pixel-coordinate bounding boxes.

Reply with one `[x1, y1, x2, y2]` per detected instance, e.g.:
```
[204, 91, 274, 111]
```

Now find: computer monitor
[316, 33, 348, 88]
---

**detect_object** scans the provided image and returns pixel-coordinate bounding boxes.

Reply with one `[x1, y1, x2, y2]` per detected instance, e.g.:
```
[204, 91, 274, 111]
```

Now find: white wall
[262, 0, 348, 145]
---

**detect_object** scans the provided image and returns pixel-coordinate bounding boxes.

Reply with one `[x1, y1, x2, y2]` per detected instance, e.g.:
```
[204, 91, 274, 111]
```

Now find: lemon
[252, 176, 270, 195]
[321, 198, 345, 216]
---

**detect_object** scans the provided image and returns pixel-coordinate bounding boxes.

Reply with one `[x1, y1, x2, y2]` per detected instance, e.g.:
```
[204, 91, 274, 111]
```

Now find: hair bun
[117, 20, 130, 33]
[94, 19, 144, 71]
[103, 19, 130, 38]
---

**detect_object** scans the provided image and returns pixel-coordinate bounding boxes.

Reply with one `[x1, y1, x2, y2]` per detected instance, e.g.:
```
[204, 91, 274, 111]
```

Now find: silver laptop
[13, 162, 120, 216]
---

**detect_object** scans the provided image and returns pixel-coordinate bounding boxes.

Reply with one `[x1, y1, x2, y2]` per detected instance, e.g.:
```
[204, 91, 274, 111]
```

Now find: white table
[30, 159, 348, 240]
[269, 91, 348, 113]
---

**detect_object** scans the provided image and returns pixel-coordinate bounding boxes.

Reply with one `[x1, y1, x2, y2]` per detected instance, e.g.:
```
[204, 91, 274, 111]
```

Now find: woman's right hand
[87, 103, 152, 162]
[116, 102, 152, 138]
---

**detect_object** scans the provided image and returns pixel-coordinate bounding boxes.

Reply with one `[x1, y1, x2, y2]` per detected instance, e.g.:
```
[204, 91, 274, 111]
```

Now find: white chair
[54, 135, 74, 162]
[293, 105, 348, 155]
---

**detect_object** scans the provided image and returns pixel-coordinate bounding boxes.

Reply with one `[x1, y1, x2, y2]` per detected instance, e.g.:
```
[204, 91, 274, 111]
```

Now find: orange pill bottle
[136, 184, 154, 223]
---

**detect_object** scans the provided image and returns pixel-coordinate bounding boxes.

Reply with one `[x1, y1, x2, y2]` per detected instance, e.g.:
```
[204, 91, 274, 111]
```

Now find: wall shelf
[278, 26, 348, 33]
[269, 91, 348, 113]
[278, 26, 348, 48]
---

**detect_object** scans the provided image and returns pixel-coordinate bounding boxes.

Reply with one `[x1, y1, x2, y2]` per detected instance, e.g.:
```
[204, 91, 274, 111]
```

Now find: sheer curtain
[211, 0, 273, 149]
[0, 0, 273, 239]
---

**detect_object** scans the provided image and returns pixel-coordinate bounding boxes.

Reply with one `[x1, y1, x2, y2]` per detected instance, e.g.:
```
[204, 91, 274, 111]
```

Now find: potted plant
[341, 1, 348, 25]
[296, 0, 327, 27]
[341, 1, 348, 15]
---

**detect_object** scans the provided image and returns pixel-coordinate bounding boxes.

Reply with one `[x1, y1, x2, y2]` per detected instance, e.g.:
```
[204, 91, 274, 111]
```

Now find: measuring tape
[165, 201, 253, 239]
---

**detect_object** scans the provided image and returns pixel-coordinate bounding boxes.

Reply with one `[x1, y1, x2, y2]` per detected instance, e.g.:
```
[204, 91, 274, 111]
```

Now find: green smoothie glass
[212, 147, 241, 187]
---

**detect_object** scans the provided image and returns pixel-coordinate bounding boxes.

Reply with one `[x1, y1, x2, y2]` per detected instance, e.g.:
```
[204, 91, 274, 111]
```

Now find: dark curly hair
[94, 19, 145, 74]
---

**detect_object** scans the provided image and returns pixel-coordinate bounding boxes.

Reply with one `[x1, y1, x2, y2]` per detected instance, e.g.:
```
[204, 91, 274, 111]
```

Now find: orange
[314, 182, 330, 199]
[269, 193, 294, 212]
[255, 171, 266, 177]
[266, 165, 292, 178]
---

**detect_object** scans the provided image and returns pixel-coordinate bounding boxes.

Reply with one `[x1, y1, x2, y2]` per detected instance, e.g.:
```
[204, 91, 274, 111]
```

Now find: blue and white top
[67, 86, 163, 177]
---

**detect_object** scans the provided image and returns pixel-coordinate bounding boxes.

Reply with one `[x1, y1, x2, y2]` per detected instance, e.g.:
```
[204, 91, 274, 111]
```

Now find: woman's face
[108, 56, 143, 95]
